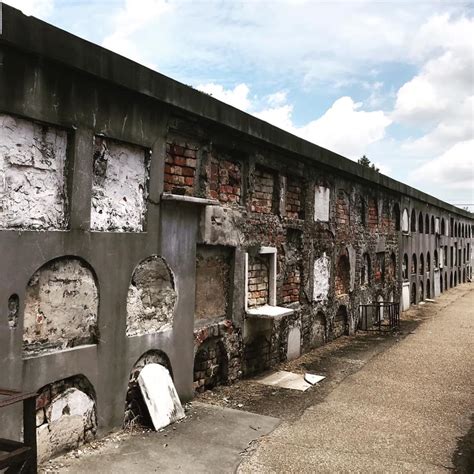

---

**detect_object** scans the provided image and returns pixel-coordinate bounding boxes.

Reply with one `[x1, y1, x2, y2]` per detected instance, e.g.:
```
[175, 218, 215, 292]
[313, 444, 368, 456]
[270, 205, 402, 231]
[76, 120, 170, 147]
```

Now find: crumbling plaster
[0, 113, 68, 230]
[126, 256, 177, 337]
[91, 137, 149, 232]
[23, 258, 99, 357]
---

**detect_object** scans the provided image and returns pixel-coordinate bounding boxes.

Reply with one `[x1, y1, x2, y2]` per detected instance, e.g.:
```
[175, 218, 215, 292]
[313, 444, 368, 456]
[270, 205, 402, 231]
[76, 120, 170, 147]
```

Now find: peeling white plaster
[0, 113, 68, 230]
[314, 186, 330, 222]
[313, 253, 330, 302]
[91, 137, 148, 232]
[126, 256, 177, 336]
[23, 258, 99, 356]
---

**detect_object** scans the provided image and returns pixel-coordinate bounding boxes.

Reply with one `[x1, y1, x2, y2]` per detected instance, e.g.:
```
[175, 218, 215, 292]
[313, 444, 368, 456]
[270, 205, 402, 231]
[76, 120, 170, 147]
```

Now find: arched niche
[335, 250, 351, 296]
[411, 282, 417, 305]
[124, 350, 173, 427]
[333, 305, 349, 339]
[311, 311, 326, 348]
[194, 337, 229, 393]
[402, 208, 409, 233]
[126, 255, 177, 337]
[23, 257, 99, 356]
[36, 374, 97, 463]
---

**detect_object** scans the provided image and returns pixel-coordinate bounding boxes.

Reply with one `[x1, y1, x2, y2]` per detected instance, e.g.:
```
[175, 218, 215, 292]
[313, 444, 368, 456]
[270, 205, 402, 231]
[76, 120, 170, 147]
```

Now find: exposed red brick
[164, 141, 198, 195]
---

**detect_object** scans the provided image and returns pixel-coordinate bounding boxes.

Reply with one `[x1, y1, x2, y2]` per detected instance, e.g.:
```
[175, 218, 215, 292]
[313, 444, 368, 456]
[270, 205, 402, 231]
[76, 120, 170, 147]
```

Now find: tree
[358, 155, 379, 172]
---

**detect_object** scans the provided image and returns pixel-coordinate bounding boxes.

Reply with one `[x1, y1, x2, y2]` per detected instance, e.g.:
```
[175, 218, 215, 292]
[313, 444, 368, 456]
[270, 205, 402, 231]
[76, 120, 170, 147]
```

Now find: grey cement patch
[41, 403, 280, 473]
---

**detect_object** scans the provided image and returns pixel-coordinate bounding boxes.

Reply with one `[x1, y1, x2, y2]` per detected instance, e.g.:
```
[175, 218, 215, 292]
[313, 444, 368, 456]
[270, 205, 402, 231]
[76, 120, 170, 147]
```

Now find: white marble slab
[138, 363, 185, 431]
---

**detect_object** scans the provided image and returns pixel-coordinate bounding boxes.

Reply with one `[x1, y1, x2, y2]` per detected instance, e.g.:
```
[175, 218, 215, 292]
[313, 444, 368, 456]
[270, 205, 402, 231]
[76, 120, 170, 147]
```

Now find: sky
[5, 0, 474, 210]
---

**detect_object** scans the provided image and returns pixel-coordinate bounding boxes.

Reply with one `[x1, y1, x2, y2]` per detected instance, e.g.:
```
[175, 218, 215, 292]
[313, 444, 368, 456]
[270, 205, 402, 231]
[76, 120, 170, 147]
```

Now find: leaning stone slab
[138, 363, 185, 431]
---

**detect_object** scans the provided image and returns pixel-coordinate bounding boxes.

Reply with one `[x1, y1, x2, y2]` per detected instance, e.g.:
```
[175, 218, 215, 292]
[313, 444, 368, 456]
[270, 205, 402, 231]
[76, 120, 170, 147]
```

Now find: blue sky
[6, 0, 474, 210]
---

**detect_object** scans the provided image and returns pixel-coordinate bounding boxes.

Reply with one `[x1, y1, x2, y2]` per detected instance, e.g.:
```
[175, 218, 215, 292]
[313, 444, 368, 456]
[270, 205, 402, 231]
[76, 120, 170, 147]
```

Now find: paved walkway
[239, 285, 474, 473]
[42, 403, 279, 473]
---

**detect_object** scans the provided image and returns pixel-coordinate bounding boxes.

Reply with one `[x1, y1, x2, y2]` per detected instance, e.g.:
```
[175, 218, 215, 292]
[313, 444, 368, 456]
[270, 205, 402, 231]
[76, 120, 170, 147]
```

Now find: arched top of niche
[126, 255, 177, 337]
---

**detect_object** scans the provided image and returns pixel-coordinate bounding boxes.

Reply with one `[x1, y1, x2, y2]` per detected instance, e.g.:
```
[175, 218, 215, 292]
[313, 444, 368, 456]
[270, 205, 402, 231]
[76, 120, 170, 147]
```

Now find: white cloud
[197, 83, 392, 162]
[195, 83, 252, 112]
[94, 1, 466, 90]
[266, 91, 288, 107]
[297, 97, 392, 158]
[408, 139, 474, 192]
[102, 0, 172, 65]
[255, 95, 392, 159]
[394, 14, 474, 156]
[254, 104, 295, 132]
[3, 0, 54, 18]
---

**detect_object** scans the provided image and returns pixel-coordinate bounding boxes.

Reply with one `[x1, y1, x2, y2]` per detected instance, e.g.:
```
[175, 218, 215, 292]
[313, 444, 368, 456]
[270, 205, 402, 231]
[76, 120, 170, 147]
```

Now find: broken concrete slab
[138, 364, 185, 431]
[304, 374, 326, 385]
[257, 370, 314, 391]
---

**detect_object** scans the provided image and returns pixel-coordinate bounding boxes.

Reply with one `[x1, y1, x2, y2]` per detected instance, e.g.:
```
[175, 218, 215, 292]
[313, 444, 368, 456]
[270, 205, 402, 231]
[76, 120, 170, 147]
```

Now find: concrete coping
[246, 304, 295, 321]
[161, 193, 219, 206]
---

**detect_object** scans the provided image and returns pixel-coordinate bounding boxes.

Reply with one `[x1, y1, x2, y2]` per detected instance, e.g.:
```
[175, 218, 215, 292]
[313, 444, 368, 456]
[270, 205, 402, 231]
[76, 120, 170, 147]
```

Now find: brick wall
[164, 142, 198, 195]
[368, 198, 378, 231]
[335, 252, 350, 296]
[285, 177, 304, 219]
[193, 337, 228, 393]
[247, 255, 269, 307]
[336, 191, 349, 225]
[208, 157, 242, 204]
[194, 321, 242, 388]
[251, 167, 275, 213]
[281, 266, 301, 303]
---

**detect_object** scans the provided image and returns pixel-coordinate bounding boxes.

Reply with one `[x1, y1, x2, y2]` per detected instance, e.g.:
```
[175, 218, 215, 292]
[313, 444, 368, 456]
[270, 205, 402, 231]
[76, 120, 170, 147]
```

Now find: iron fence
[359, 302, 400, 332]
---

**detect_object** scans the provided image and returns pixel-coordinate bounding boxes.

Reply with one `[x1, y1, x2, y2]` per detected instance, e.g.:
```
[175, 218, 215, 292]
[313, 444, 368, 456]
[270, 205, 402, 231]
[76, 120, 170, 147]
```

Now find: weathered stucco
[313, 254, 330, 302]
[0, 113, 68, 230]
[91, 137, 149, 232]
[126, 256, 177, 337]
[23, 258, 99, 356]
[195, 245, 232, 322]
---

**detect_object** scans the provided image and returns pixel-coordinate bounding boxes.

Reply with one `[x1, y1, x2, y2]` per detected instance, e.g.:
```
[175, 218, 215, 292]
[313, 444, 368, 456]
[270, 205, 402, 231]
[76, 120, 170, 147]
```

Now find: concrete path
[239, 286, 474, 473]
[42, 403, 279, 473]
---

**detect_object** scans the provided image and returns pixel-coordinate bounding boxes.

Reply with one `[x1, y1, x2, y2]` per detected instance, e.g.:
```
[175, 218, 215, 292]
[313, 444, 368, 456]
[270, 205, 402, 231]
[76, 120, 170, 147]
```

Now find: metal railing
[359, 302, 400, 332]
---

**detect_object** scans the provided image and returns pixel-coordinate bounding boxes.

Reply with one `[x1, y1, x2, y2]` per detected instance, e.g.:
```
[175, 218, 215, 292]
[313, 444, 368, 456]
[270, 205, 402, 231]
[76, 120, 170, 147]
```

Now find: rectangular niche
[314, 185, 330, 222]
[285, 176, 304, 219]
[195, 245, 232, 323]
[251, 166, 277, 214]
[91, 136, 149, 232]
[0, 113, 69, 230]
[313, 253, 330, 302]
[245, 247, 277, 309]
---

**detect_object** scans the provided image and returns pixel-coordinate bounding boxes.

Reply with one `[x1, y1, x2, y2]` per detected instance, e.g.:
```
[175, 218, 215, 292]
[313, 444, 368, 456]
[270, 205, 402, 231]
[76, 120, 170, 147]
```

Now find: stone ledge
[246, 304, 294, 321]
[161, 193, 219, 206]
